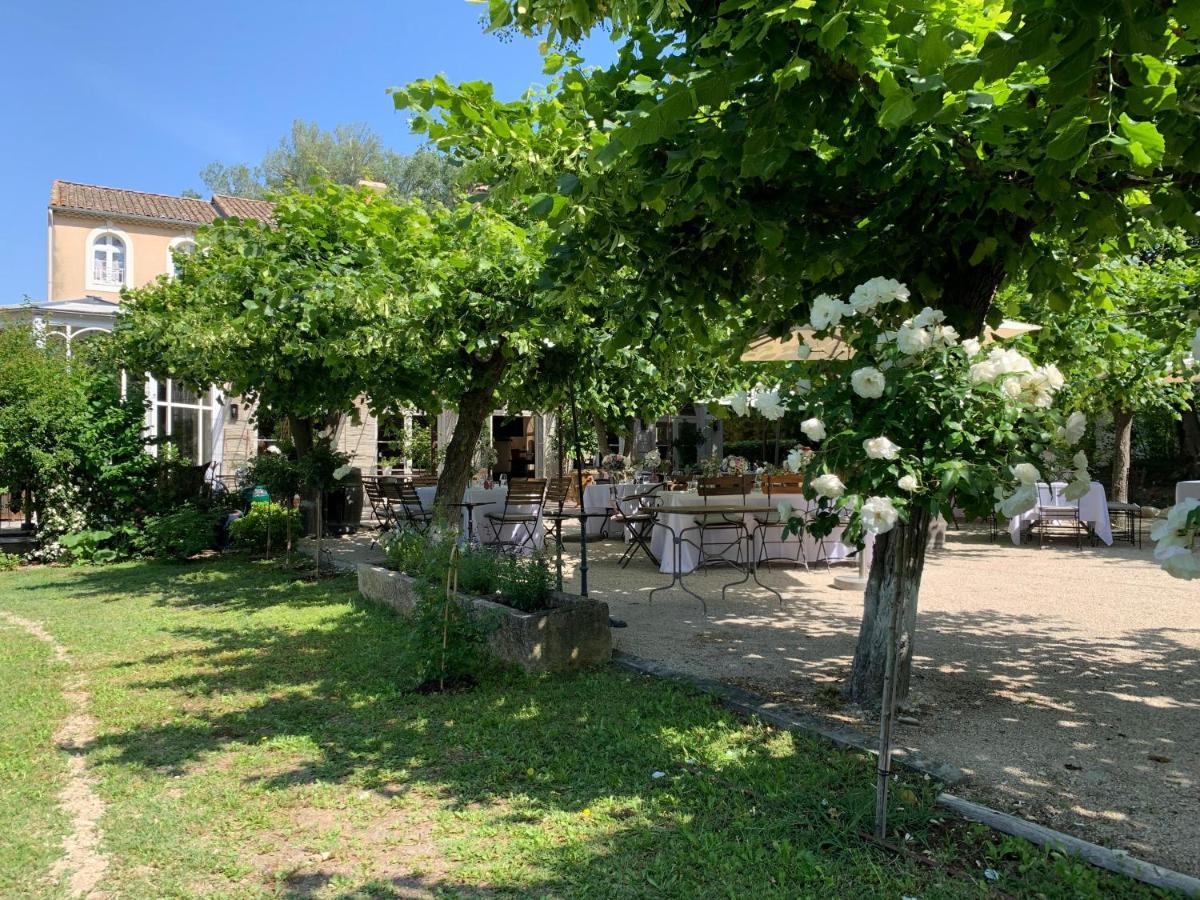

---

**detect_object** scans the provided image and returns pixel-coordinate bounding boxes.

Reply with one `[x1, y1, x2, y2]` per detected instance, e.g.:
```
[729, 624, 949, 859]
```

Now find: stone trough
[356, 563, 612, 674]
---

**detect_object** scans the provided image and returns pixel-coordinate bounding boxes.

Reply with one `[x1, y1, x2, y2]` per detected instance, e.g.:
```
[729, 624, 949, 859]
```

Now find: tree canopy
[475, 0, 1198, 337]
[200, 120, 462, 206]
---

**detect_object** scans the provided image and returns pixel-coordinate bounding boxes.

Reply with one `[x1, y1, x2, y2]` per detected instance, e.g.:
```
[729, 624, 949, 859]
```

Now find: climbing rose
[754, 389, 785, 421]
[896, 324, 934, 355]
[809, 293, 851, 331]
[1011, 463, 1041, 485]
[811, 473, 846, 499]
[898, 474, 919, 492]
[848, 277, 909, 313]
[962, 337, 982, 357]
[850, 367, 886, 398]
[800, 418, 826, 441]
[860, 496, 900, 534]
[863, 436, 901, 460]
[730, 390, 750, 417]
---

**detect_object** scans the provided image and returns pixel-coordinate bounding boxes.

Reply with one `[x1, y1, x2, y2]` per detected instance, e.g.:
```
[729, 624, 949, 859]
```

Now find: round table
[414, 485, 545, 548]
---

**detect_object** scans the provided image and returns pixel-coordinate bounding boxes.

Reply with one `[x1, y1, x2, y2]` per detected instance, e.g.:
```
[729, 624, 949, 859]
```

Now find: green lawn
[0, 558, 1169, 898]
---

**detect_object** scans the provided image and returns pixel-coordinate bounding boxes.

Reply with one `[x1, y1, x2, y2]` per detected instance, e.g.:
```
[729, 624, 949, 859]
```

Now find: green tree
[200, 120, 462, 206]
[1017, 234, 1199, 501]
[119, 184, 429, 460]
[475, 0, 1200, 705]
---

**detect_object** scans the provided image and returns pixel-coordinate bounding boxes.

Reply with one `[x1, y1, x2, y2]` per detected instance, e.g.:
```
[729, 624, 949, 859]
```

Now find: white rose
[1000, 377, 1023, 399]
[896, 324, 933, 355]
[1151, 498, 1200, 542]
[860, 496, 900, 534]
[333, 465, 354, 480]
[935, 325, 959, 346]
[776, 500, 794, 522]
[1063, 410, 1087, 445]
[848, 277, 909, 313]
[811, 473, 846, 499]
[962, 338, 982, 357]
[1011, 462, 1041, 485]
[898, 474, 919, 492]
[795, 341, 812, 360]
[730, 390, 750, 417]
[800, 417, 826, 441]
[863, 436, 901, 460]
[809, 293, 850, 331]
[912, 306, 946, 328]
[1160, 546, 1200, 579]
[850, 367, 886, 399]
[754, 388, 785, 421]
[1063, 478, 1090, 501]
[1072, 450, 1088, 471]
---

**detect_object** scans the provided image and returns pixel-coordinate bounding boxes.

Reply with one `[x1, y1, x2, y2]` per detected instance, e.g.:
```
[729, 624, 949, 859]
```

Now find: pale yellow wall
[50, 212, 194, 301]
[336, 399, 379, 473]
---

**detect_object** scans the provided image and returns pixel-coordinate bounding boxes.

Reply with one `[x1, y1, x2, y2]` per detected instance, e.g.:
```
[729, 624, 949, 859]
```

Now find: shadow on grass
[33, 558, 1167, 898]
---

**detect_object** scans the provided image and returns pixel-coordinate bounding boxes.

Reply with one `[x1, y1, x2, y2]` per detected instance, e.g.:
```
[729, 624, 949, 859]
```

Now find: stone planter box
[356, 564, 611, 673]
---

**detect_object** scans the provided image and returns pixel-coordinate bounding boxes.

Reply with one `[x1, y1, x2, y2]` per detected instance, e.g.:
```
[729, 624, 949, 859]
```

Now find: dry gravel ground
[335, 523, 1199, 877]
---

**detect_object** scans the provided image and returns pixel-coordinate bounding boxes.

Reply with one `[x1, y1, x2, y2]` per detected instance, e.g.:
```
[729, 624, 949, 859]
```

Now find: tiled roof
[49, 181, 277, 226]
[50, 180, 219, 225]
[211, 194, 275, 222]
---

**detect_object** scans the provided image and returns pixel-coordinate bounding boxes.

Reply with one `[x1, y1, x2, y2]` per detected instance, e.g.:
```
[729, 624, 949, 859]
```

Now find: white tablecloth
[582, 483, 644, 537]
[415, 485, 545, 549]
[1176, 481, 1200, 504]
[649, 490, 865, 575]
[1008, 481, 1112, 546]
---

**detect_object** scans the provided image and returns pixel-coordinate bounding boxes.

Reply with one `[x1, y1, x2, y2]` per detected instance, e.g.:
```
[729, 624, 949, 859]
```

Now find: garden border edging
[612, 651, 1200, 898]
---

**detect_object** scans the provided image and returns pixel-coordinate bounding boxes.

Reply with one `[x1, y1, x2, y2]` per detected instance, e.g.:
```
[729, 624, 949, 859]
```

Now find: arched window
[168, 237, 196, 277]
[86, 228, 132, 290]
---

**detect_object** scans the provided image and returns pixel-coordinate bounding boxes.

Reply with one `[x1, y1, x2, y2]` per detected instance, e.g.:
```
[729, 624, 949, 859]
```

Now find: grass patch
[0, 558, 1171, 898]
[0, 615, 69, 898]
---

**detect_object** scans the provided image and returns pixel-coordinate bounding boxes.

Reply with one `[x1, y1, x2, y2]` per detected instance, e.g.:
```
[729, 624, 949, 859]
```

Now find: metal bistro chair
[610, 482, 664, 569]
[541, 475, 585, 588]
[1107, 501, 1142, 548]
[1028, 484, 1087, 549]
[381, 477, 433, 534]
[681, 475, 755, 574]
[752, 474, 810, 571]
[484, 478, 547, 552]
[361, 476, 398, 545]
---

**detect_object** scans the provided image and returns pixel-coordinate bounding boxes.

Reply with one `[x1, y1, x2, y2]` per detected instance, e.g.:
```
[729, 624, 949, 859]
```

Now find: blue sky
[1, 1, 611, 303]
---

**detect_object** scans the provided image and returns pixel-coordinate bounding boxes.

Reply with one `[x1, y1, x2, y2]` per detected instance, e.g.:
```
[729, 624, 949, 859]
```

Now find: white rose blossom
[895, 324, 934, 355]
[1058, 410, 1087, 446]
[897, 474, 919, 492]
[911, 306, 945, 328]
[962, 337, 981, 357]
[809, 293, 852, 331]
[785, 445, 811, 473]
[730, 390, 750, 417]
[863, 436, 901, 460]
[811, 473, 846, 499]
[753, 388, 785, 421]
[795, 341, 813, 360]
[776, 500, 794, 522]
[998, 483, 1038, 517]
[1150, 498, 1200, 580]
[860, 496, 900, 534]
[848, 277, 910, 314]
[800, 417, 826, 442]
[934, 325, 959, 347]
[850, 367, 886, 398]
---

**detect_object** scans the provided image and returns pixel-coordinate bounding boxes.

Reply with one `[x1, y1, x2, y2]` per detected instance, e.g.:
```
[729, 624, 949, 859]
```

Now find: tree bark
[434, 353, 506, 522]
[1111, 407, 1134, 504]
[593, 415, 609, 464]
[847, 506, 932, 708]
[941, 256, 1009, 335]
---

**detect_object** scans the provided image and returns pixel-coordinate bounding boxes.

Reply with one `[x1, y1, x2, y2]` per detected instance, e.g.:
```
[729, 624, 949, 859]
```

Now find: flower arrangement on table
[600, 453, 628, 479]
[641, 449, 663, 472]
[722, 455, 750, 477]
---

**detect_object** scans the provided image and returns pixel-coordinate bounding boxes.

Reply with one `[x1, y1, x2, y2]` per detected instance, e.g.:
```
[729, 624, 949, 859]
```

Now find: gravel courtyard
[331, 523, 1199, 877]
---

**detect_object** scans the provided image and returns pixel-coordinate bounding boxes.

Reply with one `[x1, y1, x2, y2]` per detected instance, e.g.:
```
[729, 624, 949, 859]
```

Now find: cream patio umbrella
[739, 319, 1041, 363]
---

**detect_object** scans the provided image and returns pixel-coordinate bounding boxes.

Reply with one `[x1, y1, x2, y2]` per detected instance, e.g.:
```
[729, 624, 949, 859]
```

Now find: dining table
[1008, 481, 1113, 546]
[415, 484, 545, 549]
[647, 489, 864, 575]
[581, 482, 646, 537]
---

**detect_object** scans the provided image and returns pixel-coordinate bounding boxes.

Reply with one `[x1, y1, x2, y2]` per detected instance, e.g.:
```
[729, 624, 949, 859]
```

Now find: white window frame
[145, 377, 222, 466]
[85, 226, 133, 291]
[166, 235, 196, 277]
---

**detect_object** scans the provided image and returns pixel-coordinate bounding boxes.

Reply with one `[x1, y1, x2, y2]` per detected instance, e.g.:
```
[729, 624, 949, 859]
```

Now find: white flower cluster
[1055, 410, 1087, 446]
[863, 436, 901, 460]
[807, 277, 909, 332]
[1062, 450, 1091, 501]
[969, 347, 1064, 408]
[1150, 498, 1200, 579]
[890, 308, 959, 356]
[729, 385, 786, 420]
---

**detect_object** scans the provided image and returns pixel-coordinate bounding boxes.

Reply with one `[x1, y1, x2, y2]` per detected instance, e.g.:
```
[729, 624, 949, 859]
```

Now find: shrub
[134, 503, 225, 560]
[59, 529, 120, 564]
[399, 582, 492, 692]
[455, 546, 504, 595]
[0, 551, 21, 571]
[227, 502, 300, 552]
[494, 553, 554, 612]
[382, 526, 430, 576]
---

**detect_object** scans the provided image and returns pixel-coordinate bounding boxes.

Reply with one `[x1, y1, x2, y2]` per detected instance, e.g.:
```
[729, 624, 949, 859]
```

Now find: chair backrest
[397, 480, 426, 514]
[362, 476, 385, 504]
[1036, 482, 1056, 507]
[697, 475, 752, 500]
[546, 475, 572, 509]
[378, 477, 404, 502]
[408, 475, 439, 486]
[505, 478, 547, 508]
[764, 473, 806, 500]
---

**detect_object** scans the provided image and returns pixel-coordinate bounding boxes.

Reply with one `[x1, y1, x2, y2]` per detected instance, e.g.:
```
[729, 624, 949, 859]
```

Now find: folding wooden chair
[752, 473, 809, 571]
[484, 478, 547, 551]
[610, 483, 664, 569]
[381, 477, 432, 533]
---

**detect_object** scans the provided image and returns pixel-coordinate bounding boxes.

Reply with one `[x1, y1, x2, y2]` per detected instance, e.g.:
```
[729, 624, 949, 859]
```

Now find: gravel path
[334, 523, 1199, 877]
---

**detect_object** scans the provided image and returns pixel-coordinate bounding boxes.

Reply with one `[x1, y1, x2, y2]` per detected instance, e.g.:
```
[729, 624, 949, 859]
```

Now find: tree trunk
[594, 416, 609, 464]
[847, 506, 932, 708]
[1111, 407, 1134, 504]
[434, 353, 506, 522]
[1180, 401, 1200, 478]
[941, 257, 1009, 335]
